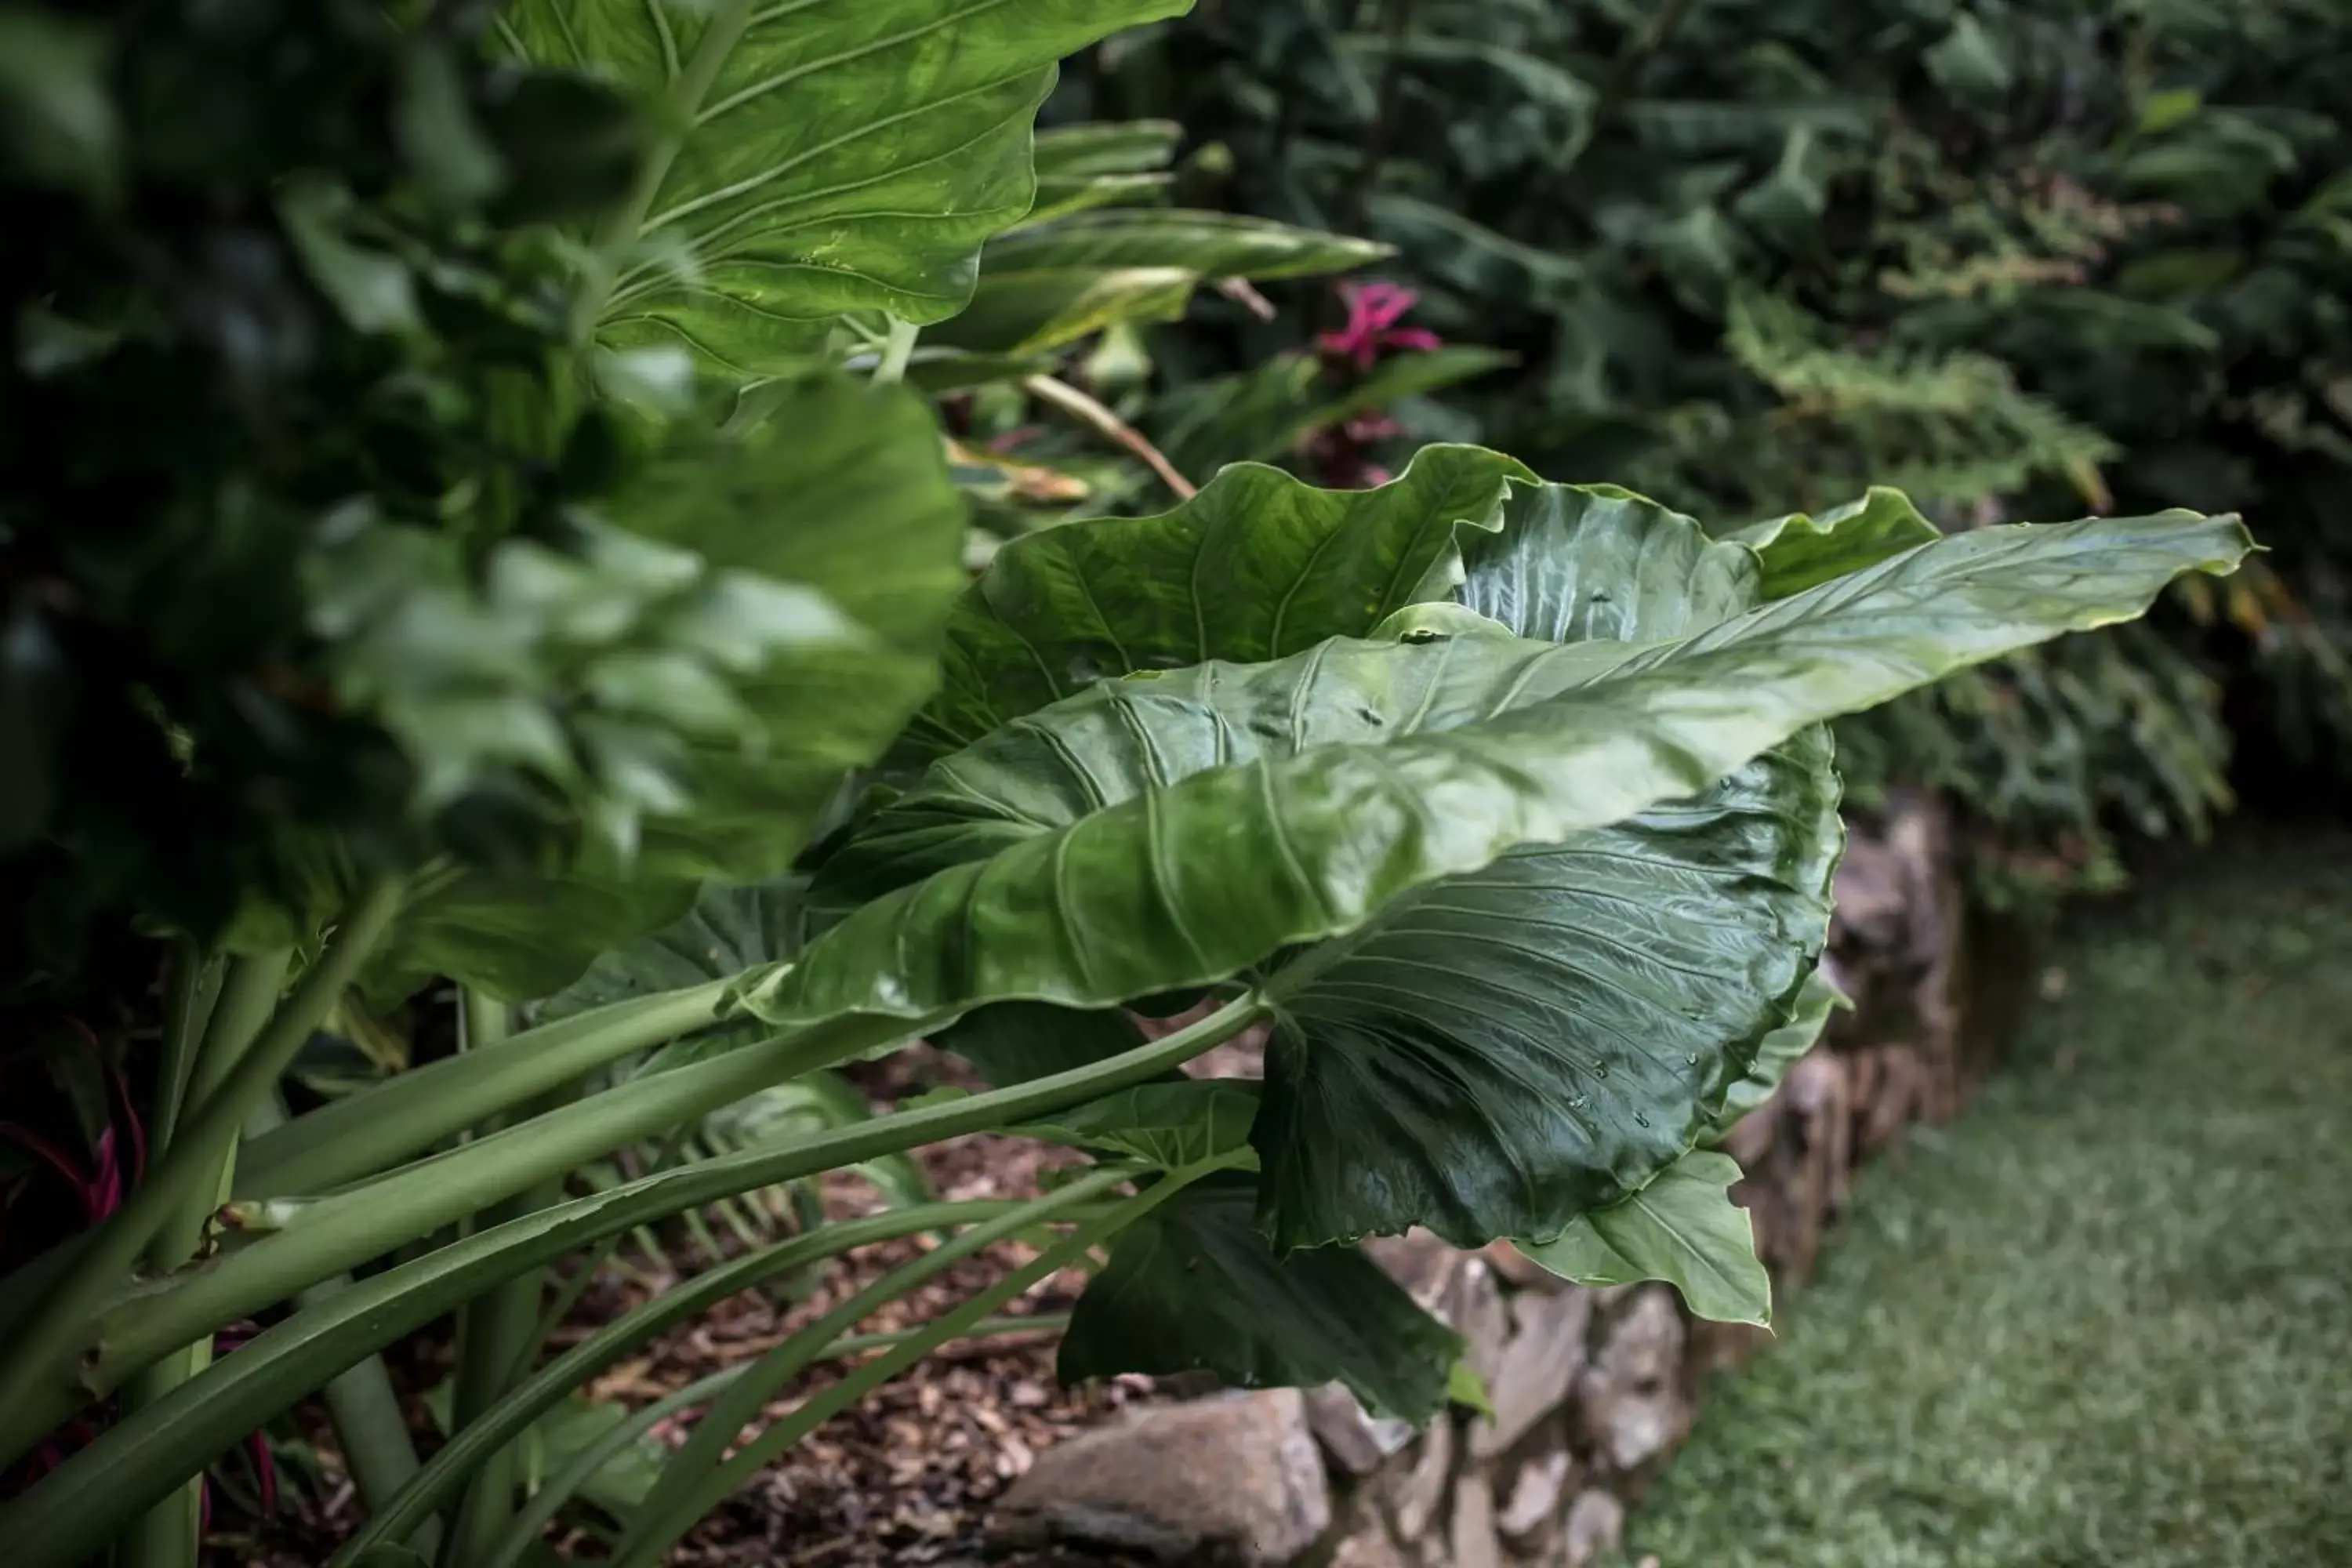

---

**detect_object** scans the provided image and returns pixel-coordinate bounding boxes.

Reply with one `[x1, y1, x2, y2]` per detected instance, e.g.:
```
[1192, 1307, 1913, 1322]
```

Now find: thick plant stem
[5, 996, 1269, 1517]
[446, 993, 543, 1568]
[151, 940, 223, 1156]
[245, 1095, 434, 1555]
[118, 949, 289, 1568]
[873, 317, 919, 384]
[235, 977, 731, 1200]
[614, 1168, 1214, 1568]
[1023, 372, 1197, 498]
[0, 880, 401, 1469]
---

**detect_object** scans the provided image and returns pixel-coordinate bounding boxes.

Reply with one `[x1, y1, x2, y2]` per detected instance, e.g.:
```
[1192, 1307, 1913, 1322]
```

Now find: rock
[1365, 1230, 1460, 1309]
[1496, 1449, 1572, 1544]
[1857, 1043, 1929, 1152]
[1573, 1288, 1687, 1473]
[1306, 1383, 1415, 1476]
[1479, 1239, 1557, 1290]
[988, 1389, 1330, 1565]
[1559, 1490, 1625, 1567]
[1446, 1474, 1502, 1568]
[1330, 1519, 1410, 1568]
[1388, 1411, 1455, 1541]
[1446, 1259, 1511, 1385]
[1470, 1287, 1593, 1458]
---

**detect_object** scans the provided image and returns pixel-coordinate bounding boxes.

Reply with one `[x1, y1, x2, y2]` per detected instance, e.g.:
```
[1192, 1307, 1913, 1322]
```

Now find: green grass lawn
[1621, 828, 2352, 1568]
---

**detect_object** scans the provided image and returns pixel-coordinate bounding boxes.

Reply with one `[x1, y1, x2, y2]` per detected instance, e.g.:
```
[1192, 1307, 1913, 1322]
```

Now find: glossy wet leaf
[893, 444, 1534, 764]
[1731, 488, 1942, 600]
[1516, 1150, 1773, 1327]
[1459, 481, 1759, 641]
[500, 0, 1192, 373]
[1705, 967, 1849, 1141]
[1058, 1174, 1463, 1420]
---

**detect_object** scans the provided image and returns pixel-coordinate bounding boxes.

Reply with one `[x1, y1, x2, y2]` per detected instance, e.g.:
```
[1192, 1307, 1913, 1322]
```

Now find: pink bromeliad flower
[1317, 281, 1443, 372]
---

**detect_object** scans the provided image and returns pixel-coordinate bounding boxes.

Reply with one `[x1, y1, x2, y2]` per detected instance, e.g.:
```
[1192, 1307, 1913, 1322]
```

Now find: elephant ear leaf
[1731, 488, 1941, 601]
[1059, 1173, 1465, 1421]
[1459, 480, 1761, 641]
[500, 0, 1193, 373]
[759, 506, 2249, 1253]
[1515, 1150, 1772, 1327]
[1704, 967, 1849, 1141]
[895, 445, 1534, 764]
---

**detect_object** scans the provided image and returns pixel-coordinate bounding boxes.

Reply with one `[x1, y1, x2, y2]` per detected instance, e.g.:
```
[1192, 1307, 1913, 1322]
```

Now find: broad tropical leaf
[924, 263, 1197, 357]
[1515, 1150, 1773, 1327]
[778, 504, 2245, 1247]
[1058, 1174, 1464, 1420]
[1705, 967, 1848, 1141]
[1459, 481, 1759, 641]
[1731, 488, 1943, 600]
[500, 0, 1194, 372]
[891, 444, 1534, 765]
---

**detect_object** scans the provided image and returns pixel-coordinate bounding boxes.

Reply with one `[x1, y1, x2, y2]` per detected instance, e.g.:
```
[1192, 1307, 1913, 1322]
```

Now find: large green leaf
[891, 443, 1534, 765]
[1515, 1150, 1772, 1327]
[1058, 1174, 1464, 1420]
[1458, 481, 1759, 641]
[1704, 967, 1848, 1142]
[1730, 488, 1943, 601]
[780, 506, 2243, 1246]
[815, 635, 1832, 1251]
[501, 0, 1193, 372]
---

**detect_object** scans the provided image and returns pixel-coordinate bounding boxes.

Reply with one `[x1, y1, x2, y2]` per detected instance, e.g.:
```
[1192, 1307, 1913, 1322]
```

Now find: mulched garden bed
[216, 1040, 1217, 1566]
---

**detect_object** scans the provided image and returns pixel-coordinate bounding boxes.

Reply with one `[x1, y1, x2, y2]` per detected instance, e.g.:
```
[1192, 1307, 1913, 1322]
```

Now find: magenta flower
[1317, 281, 1443, 372]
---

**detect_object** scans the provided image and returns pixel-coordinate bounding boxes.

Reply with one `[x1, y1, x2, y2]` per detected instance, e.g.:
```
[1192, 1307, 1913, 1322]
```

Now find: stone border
[985, 793, 2027, 1567]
